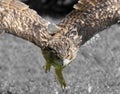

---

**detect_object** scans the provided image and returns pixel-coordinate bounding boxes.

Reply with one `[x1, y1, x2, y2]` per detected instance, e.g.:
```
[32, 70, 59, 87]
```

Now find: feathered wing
[0, 0, 60, 49]
[0, 0, 120, 89]
[0, 0, 66, 88]
[0, 0, 69, 89]
[50, 0, 107, 59]
[73, 0, 103, 11]
[57, 0, 120, 44]
[46, 0, 120, 63]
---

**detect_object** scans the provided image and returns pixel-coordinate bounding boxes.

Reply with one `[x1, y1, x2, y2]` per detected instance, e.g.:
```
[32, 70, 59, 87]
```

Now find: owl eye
[65, 54, 70, 59]
[65, 50, 73, 60]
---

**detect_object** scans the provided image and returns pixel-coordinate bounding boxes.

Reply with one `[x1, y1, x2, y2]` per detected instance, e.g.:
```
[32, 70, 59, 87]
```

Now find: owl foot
[55, 67, 66, 90]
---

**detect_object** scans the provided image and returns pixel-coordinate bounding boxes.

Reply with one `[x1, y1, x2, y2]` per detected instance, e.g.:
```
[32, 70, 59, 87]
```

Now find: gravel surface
[0, 16, 120, 94]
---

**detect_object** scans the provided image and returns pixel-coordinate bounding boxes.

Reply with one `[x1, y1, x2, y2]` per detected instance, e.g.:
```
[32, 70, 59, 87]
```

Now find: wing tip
[73, 0, 99, 10]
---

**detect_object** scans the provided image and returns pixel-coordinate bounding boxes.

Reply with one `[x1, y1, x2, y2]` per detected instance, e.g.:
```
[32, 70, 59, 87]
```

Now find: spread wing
[54, 0, 120, 63]
[73, 0, 103, 11]
[0, 0, 60, 48]
[0, 0, 120, 89]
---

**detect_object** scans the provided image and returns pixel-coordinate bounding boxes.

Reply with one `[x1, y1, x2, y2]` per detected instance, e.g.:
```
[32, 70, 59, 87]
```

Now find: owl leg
[42, 50, 52, 72]
[55, 67, 66, 89]
[43, 60, 52, 73]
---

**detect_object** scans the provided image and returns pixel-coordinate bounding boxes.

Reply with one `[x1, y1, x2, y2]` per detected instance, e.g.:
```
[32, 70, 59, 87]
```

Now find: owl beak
[62, 50, 78, 66]
[63, 59, 71, 66]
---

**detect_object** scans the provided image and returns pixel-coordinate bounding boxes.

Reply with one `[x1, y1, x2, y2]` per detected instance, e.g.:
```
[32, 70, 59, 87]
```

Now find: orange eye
[66, 54, 70, 59]
[65, 53, 72, 60]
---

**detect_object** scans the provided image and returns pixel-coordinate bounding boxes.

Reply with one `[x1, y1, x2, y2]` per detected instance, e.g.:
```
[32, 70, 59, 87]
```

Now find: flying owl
[0, 0, 119, 89]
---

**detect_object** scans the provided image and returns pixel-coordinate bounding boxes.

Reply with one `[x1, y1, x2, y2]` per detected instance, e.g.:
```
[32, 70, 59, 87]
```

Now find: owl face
[44, 36, 79, 67]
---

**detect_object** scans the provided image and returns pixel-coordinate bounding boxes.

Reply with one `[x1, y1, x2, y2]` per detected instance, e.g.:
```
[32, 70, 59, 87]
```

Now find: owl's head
[48, 37, 78, 67]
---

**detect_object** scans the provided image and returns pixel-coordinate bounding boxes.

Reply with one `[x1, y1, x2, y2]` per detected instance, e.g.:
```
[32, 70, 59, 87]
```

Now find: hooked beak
[62, 59, 71, 66]
[62, 50, 78, 66]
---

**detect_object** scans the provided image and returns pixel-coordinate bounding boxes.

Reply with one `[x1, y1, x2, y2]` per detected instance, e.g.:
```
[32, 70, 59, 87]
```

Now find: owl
[0, 0, 119, 89]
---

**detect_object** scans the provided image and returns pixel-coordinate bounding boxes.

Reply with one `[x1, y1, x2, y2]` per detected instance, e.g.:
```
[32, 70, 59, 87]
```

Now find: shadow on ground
[0, 16, 120, 94]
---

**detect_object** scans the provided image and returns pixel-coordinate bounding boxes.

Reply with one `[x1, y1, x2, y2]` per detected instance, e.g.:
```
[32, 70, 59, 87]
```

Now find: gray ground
[0, 16, 120, 94]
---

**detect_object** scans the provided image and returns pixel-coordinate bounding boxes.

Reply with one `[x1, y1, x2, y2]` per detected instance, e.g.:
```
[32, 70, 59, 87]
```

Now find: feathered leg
[55, 67, 66, 89]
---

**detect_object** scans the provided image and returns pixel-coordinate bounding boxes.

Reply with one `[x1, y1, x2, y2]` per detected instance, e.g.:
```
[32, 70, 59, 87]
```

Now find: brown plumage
[0, 0, 119, 89]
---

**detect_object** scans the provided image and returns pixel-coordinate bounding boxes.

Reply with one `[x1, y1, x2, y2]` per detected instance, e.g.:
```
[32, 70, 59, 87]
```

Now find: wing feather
[0, 0, 61, 48]
[73, 0, 103, 11]
[1, 0, 60, 33]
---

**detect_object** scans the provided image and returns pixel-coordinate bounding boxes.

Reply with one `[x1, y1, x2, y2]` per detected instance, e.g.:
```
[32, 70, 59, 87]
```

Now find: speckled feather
[0, 0, 120, 89]
[51, 0, 120, 59]
[45, 0, 120, 88]
[0, 0, 119, 62]
[0, 0, 52, 49]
